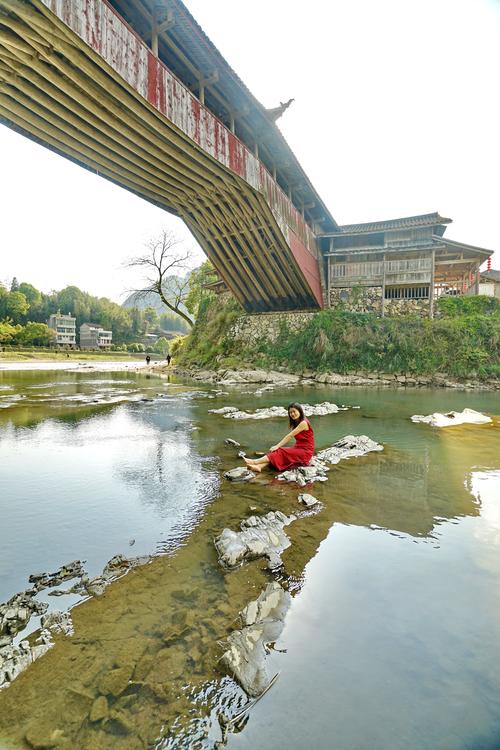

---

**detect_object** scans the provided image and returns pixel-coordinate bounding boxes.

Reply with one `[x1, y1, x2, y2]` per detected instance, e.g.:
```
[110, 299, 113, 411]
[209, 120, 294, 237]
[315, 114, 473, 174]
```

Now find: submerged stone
[25, 725, 66, 749]
[89, 695, 109, 722]
[97, 666, 132, 697]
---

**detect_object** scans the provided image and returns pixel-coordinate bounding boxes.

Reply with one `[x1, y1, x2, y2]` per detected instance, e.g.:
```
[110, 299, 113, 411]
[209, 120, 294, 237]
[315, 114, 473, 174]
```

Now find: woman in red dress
[244, 403, 314, 473]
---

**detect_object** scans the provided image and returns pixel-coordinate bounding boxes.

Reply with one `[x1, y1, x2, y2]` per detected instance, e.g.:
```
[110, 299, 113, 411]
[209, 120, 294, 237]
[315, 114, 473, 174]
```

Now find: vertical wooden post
[199, 84, 205, 104]
[327, 238, 333, 308]
[429, 249, 435, 318]
[229, 113, 235, 133]
[254, 142, 259, 158]
[474, 261, 480, 295]
[381, 253, 386, 317]
[151, 21, 158, 55]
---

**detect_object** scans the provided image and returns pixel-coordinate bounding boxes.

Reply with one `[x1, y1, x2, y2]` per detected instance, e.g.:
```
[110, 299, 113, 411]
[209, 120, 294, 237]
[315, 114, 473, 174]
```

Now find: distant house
[478, 269, 500, 298]
[80, 323, 112, 349]
[47, 312, 76, 347]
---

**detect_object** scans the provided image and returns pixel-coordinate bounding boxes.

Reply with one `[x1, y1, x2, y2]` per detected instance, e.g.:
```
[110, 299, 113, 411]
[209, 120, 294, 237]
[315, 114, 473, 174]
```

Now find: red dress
[267, 419, 315, 471]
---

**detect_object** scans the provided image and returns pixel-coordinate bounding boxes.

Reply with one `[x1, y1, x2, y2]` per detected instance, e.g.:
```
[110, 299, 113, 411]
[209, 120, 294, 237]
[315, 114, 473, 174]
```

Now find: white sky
[0, 0, 499, 303]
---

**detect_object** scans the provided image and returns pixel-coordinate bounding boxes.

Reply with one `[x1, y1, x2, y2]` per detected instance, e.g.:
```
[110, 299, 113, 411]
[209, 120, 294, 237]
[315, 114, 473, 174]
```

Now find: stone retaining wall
[329, 286, 430, 316]
[384, 297, 430, 317]
[229, 311, 315, 346]
[329, 286, 382, 313]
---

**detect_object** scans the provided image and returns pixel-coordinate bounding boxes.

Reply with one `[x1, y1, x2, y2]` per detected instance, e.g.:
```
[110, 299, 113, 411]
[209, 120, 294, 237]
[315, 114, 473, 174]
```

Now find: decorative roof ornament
[265, 98, 295, 122]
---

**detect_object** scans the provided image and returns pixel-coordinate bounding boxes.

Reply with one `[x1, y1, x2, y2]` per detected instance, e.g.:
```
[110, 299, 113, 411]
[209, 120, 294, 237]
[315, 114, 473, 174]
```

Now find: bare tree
[125, 230, 194, 328]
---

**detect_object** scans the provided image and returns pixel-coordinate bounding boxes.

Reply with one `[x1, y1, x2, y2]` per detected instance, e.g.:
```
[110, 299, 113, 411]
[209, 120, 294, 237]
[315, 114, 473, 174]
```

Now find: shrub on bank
[177, 296, 242, 367]
[258, 310, 499, 379]
[437, 295, 500, 318]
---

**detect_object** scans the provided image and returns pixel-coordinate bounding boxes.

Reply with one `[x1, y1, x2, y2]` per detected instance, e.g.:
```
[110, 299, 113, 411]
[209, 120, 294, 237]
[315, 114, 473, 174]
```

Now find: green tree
[5, 291, 29, 322]
[16, 322, 56, 346]
[159, 312, 189, 333]
[10, 277, 19, 292]
[0, 321, 21, 343]
[0, 283, 8, 319]
[130, 307, 144, 338]
[56, 285, 84, 316]
[144, 306, 159, 331]
[185, 260, 217, 318]
[18, 283, 42, 310]
[154, 336, 170, 354]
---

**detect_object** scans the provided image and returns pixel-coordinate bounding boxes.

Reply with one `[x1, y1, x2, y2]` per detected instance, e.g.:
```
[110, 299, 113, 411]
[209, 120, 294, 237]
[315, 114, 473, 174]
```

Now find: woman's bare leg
[249, 457, 270, 473]
[244, 455, 268, 466]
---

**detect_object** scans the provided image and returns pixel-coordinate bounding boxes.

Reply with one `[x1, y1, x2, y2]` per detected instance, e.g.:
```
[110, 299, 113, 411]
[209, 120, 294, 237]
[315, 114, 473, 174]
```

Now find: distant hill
[122, 275, 191, 320]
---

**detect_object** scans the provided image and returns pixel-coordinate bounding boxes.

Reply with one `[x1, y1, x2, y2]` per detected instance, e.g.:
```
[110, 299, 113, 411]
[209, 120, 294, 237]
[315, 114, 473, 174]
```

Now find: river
[0, 363, 499, 749]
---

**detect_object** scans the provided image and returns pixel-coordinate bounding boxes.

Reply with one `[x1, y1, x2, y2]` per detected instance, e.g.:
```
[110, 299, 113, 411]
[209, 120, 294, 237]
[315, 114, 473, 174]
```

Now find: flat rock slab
[220, 582, 291, 696]
[0, 639, 51, 690]
[276, 458, 329, 486]
[411, 408, 492, 427]
[215, 511, 296, 569]
[298, 493, 318, 507]
[212, 402, 349, 420]
[277, 435, 383, 485]
[316, 435, 384, 464]
[224, 467, 254, 482]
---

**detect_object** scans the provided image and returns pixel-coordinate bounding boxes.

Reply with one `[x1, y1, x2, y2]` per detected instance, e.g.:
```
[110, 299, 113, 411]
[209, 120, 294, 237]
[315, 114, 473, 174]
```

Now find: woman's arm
[269, 420, 308, 452]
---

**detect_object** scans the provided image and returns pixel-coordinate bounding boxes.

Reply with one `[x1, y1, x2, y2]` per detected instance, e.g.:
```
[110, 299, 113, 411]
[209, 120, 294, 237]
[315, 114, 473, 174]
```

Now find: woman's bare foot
[250, 463, 263, 473]
[243, 456, 256, 466]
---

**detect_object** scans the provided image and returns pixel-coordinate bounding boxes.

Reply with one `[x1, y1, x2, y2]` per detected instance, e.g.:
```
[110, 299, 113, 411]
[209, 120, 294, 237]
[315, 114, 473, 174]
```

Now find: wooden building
[322, 213, 494, 317]
[479, 269, 500, 298]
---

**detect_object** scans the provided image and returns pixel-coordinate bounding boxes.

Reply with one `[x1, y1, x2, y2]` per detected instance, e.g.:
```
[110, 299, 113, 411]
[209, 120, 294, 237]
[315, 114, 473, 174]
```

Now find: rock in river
[215, 511, 296, 570]
[220, 582, 290, 697]
[213, 401, 348, 420]
[411, 408, 492, 428]
[224, 467, 254, 482]
[298, 493, 318, 507]
[277, 435, 383, 485]
[316, 434, 384, 464]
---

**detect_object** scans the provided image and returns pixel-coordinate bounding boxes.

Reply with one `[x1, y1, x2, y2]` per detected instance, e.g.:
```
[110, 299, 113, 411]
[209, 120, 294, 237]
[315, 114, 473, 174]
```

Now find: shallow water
[0, 367, 499, 749]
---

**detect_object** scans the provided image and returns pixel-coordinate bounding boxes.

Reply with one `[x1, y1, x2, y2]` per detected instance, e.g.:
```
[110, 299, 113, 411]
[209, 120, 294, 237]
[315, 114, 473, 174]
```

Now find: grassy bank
[176, 295, 500, 380]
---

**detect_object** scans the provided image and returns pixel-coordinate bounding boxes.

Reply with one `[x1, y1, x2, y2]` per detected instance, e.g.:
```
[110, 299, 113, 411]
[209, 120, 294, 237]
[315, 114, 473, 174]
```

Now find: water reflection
[0, 372, 499, 749]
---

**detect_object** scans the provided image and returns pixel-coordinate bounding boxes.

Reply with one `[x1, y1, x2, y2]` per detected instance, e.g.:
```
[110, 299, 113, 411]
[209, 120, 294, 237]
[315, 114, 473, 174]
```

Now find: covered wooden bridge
[0, 0, 337, 312]
[0, 2, 494, 316]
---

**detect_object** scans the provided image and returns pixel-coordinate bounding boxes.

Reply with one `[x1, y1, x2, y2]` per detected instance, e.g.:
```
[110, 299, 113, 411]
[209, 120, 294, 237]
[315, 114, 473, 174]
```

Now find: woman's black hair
[288, 402, 305, 428]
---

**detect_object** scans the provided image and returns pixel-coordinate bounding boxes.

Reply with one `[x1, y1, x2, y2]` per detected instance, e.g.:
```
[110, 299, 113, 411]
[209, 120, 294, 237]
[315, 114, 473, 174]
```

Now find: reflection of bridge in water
[0, 0, 339, 312]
